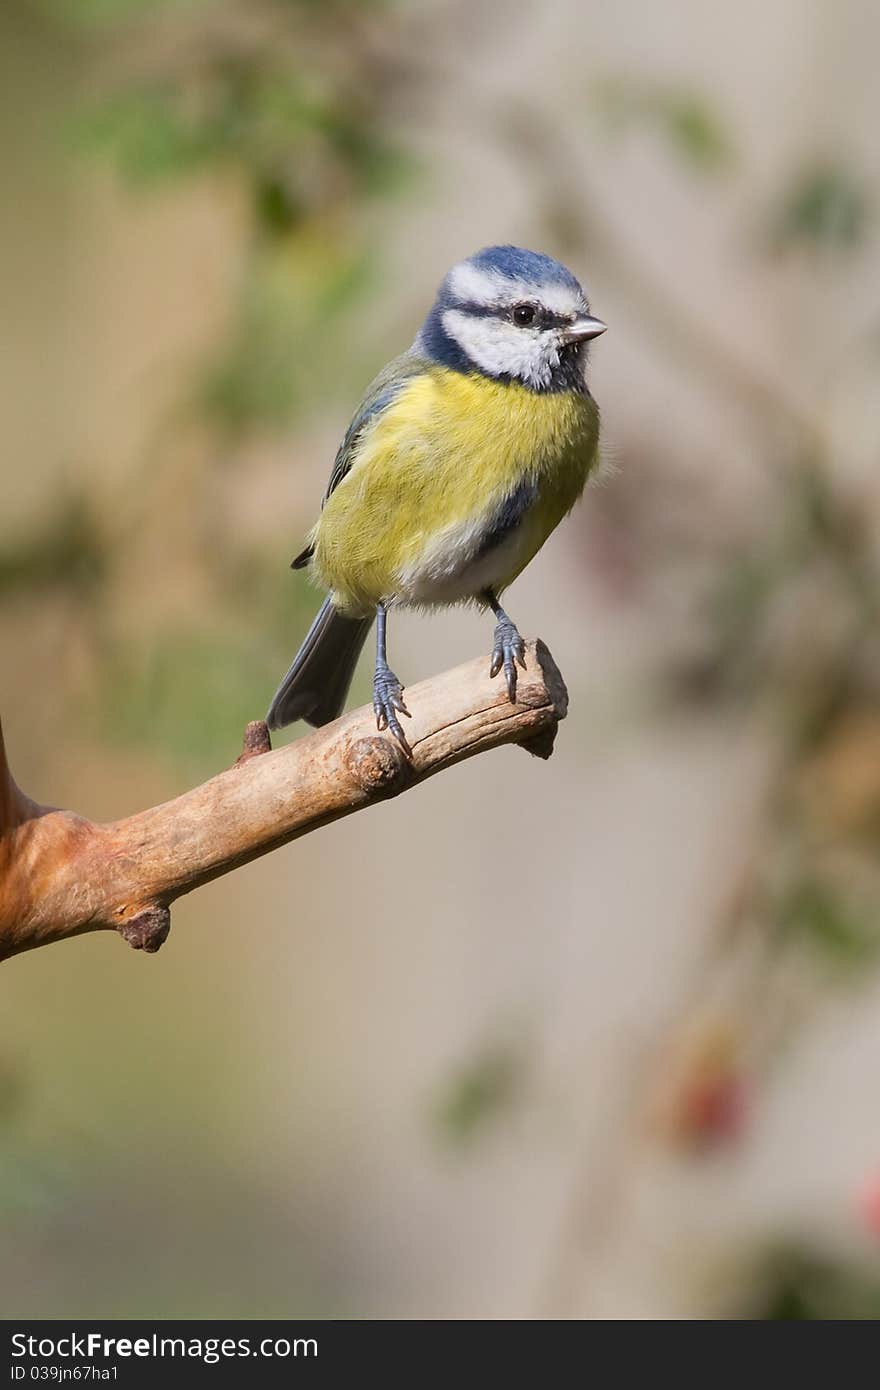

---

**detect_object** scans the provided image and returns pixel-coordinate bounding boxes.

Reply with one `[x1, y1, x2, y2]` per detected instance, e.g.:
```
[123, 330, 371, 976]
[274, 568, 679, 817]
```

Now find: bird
[266, 244, 606, 753]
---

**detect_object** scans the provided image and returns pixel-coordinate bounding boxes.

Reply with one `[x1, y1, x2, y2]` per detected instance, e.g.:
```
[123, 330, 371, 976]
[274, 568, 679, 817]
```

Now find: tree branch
[0, 640, 567, 963]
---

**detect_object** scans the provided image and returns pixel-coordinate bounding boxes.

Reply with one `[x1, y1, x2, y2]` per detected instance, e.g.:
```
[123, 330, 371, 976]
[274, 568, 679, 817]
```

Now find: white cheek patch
[442, 307, 561, 389]
[447, 261, 585, 317]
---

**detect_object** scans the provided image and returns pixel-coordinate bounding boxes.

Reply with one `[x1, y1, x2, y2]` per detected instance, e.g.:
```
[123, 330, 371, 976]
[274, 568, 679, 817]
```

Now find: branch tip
[534, 639, 569, 720]
[518, 726, 559, 760]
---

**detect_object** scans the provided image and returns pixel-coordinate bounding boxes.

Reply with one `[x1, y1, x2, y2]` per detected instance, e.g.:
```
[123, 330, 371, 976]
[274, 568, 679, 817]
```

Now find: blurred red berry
[680, 1073, 748, 1147]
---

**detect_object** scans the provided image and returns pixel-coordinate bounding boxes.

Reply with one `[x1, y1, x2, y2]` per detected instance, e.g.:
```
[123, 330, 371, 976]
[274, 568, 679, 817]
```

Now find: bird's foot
[490, 617, 527, 702]
[373, 663, 411, 754]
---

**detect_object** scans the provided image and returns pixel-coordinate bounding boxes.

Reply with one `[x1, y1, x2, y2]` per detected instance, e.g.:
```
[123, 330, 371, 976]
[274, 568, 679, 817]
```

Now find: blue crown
[465, 245, 582, 292]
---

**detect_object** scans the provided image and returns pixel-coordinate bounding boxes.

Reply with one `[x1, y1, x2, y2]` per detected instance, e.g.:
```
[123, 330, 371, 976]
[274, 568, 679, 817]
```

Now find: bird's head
[416, 245, 605, 393]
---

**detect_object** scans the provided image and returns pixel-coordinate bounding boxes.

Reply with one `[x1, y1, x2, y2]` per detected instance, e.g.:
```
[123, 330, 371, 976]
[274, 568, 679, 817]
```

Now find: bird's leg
[485, 590, 527, 703]
[373, 601, 411, 753]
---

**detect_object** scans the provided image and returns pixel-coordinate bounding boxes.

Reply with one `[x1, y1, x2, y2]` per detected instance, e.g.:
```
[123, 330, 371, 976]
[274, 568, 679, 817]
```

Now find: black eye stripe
[451, 300, 571, 328]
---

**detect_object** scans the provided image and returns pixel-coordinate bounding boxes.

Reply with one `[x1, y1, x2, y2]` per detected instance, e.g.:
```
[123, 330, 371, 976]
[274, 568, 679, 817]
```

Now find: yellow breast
[312, 366, 599, 613]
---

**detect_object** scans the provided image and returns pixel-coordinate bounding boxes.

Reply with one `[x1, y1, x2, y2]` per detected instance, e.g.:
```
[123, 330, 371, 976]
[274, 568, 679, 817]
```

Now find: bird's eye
[512, 303, 537, 326]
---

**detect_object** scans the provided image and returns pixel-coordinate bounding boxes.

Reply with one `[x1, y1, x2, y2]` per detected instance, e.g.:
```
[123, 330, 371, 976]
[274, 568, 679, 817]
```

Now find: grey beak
[560, 315, 607, 345]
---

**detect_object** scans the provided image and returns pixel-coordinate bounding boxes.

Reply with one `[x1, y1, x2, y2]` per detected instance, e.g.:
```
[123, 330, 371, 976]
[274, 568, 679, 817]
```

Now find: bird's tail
[266, 597, 373, 731]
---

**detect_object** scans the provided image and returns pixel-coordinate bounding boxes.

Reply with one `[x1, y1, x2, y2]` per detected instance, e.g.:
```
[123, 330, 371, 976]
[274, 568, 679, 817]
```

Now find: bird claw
[490, 618, 526, 703]
[373, 665, 411, 754]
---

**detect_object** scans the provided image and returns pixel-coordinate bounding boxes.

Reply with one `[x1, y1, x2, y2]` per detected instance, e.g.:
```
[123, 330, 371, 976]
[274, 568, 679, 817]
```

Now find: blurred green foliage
[65, 0, 409, 435]
[202, 242, 373, 430]
[75, 60, 407, 221]
[432, 1042, 524, 1149]
[0, 0, 412, 771]
[89, 546, 321, 770]
[0, 492, 108, 599]
[775, 876, 879, 975]
[754, 1247, 880, 1320]
[593, 76, 734, 173]
[40, 0, 188, 24]
[770, 163, 872, 254]
[0, 1057, 26, 1127]
[95, 625, 282, 771]
[677, 459, 876, 725]
[41, 0, 381, 33]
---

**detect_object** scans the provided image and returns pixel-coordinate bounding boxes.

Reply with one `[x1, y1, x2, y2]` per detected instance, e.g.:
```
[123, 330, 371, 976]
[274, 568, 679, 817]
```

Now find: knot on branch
[345, 736, 409, 798]
[118, 904, 171, 953]
[235, 719, 272, 766]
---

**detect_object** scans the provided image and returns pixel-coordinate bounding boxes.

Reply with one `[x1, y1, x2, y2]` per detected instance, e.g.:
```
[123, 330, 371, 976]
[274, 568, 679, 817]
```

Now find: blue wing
[291, 351, 431, 570]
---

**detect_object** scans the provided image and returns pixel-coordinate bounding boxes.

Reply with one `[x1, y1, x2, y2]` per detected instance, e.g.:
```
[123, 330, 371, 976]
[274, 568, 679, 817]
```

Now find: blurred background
[2, 0, 880, 1320]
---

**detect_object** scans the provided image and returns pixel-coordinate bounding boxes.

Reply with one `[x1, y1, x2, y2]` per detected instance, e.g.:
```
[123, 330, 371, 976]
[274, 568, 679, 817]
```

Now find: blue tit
[266, 244, 606, 752]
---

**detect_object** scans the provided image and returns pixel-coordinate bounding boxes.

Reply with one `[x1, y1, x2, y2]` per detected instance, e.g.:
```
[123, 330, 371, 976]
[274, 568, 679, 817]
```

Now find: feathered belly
[312, 369, 599, 614]
[396, 509, 538, 604]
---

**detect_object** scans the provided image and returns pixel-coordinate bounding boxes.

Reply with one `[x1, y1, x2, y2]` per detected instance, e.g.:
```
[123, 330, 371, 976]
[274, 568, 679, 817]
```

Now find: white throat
[442, 308, 562, 389]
